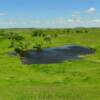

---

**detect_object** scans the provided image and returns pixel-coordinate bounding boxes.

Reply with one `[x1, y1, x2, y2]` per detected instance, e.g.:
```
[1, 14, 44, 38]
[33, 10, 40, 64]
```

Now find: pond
[10, 45, 95, 64]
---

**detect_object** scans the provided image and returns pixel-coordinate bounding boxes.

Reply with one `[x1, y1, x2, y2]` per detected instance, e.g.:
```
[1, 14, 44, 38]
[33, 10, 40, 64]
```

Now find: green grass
[0, 28, 100, 100]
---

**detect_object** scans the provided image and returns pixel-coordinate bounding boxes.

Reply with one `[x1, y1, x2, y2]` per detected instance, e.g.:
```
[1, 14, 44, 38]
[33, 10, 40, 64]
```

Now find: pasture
[0, 28, 100, 100]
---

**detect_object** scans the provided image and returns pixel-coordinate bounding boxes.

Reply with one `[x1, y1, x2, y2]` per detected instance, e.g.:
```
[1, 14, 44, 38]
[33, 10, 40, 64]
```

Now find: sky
[0, 0, 100, 28]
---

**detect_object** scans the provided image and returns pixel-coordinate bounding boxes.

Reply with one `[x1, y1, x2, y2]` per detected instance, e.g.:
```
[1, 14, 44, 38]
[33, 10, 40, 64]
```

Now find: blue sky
[0, 0, 100, 28]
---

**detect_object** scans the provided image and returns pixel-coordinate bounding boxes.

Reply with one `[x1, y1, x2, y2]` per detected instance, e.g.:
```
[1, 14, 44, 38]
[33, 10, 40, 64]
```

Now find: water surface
[14, 45, 95, 64]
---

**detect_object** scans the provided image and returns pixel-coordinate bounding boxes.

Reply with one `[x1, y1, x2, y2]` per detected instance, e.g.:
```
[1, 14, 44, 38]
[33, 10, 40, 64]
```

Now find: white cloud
[56, 17, 66, 24]
[67, 19, 75, 22]
[72, 11, 80, 17]
[87, 7, 96, 14]
[0, 18, 100, 28]
[0, 13, 6, 16]
[93, 19, 100, 23]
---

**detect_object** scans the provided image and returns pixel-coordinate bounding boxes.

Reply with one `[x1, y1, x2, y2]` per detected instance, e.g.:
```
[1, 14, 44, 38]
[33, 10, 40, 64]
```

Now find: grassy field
[0, 28, 100, 100]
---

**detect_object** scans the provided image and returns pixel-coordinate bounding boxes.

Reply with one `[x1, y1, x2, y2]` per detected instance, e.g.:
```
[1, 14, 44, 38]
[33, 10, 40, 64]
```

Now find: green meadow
[0, 28, 100, 100]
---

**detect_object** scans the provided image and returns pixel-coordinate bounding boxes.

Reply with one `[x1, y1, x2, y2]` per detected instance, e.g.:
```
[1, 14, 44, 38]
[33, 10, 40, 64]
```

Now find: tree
[32, 30, 43, 37]
[8, 32, 24, 48]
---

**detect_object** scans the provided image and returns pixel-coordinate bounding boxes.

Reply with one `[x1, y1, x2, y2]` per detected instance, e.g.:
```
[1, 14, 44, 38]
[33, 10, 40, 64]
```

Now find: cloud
[72, 11, 80, 17]
[0, 13, 6, 16]
[0, 13, 100, 28]
[67, 19, 75, 22]
[87, 7, 96, 14]
[0, 18, 100, 28]
[93, 19, 100, 23]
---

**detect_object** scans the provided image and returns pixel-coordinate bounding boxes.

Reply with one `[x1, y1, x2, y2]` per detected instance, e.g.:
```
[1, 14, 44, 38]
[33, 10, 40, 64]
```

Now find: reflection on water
[10, 45, 95, 64]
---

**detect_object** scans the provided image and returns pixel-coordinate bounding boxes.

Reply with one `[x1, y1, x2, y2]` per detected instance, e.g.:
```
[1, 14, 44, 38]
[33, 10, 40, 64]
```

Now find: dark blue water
[10, 45, 95, 64]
